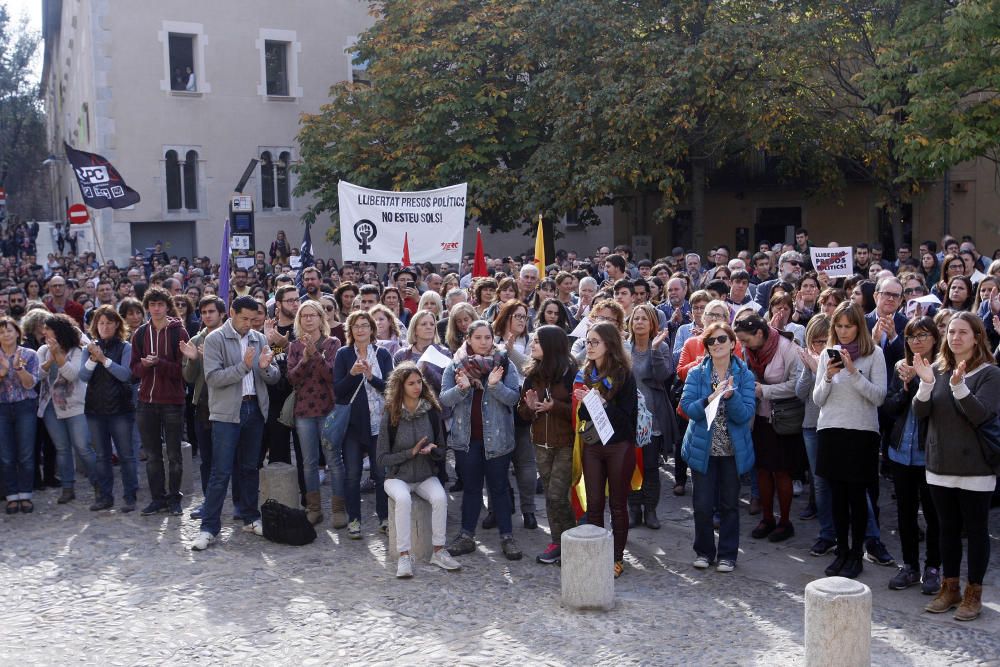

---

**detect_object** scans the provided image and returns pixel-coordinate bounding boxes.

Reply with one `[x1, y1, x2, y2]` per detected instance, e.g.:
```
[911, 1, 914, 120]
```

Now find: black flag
[64, 142, 141, 209]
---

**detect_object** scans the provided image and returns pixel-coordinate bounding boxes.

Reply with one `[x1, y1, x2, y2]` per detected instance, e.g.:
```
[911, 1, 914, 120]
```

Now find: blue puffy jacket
[680, 355, 757, 476]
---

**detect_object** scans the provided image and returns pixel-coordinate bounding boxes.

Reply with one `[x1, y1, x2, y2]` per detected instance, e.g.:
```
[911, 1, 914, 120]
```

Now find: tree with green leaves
[0, 4, 48, 221]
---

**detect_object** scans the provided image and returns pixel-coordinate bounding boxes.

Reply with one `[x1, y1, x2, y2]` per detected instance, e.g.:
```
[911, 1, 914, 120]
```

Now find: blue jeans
[693, 456, 740, 562]
[200, 402, 266, 536]
[803, 428, 834, 542]
[43, 405, 96, 490]
[0, 398, 38, 500]
[196, 418, 213, 496]
[456, 439, 513, 536]
[344, 431, 386, 522]
[295, 416, 328, 494]
[88, 413, 138, 503]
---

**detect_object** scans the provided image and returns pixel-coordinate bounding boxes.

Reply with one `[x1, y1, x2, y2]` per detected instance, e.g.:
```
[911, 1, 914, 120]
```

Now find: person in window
[185, 66, 196, 92]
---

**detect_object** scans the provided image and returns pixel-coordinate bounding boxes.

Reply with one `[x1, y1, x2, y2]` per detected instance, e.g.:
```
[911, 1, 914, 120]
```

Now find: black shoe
[140, 500, 168, 516]
[628, 505, 643, 529]
[168, 501, 183, 516]
[481, 511, 497, 530]
[864, 538, 895, 566]
[89, 498, 114, 511]
[768, 522, 795, 543]
[825, 551, 849, 577]
[841, 554, 863, 579]
[501, 536, 523, 561]
[810, 538, 837, 557]
[751, 519, 776, 539]
[643, 507, 661, 530]
[523, 513, 537, 529]
[57, 488, 76, 504]
[449, 479, 464, 492]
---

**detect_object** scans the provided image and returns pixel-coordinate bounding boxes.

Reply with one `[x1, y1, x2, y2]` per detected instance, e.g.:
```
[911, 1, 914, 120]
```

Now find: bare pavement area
[2, 458, 999, 666]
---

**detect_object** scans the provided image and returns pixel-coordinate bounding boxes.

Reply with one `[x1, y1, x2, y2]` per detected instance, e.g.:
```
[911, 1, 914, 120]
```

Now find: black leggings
[830, 479, 868, 557]
[929, 484, 993, 585]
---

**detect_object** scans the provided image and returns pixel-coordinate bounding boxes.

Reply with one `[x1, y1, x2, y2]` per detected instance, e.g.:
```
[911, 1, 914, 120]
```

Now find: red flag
[401, 232, 411, 266]
[472, 228, 488, 277]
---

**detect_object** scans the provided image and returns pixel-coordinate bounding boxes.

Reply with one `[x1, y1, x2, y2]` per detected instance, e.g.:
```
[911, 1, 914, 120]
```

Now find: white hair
[520, 263, 539, 278]
[727, 259, 746, 272]
[578, 276, 597, 292]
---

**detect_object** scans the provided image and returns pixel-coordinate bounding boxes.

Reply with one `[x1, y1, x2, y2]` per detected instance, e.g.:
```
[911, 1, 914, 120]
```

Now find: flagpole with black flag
[296, 222, 314, 293]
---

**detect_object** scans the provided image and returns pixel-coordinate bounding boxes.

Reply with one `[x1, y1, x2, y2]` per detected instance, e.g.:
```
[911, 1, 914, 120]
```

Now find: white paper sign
[569, 317, 590, 339]
[810, 247, 854, 278]
[704, 392, 722, 429]
[338, 180, 467, 263]
[905, 294, 941, 318]
[582, 388, 615, 445]
[417, 345, 452, 369]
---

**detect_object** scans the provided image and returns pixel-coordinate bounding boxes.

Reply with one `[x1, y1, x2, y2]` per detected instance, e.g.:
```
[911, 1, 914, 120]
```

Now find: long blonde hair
[293, 300, 330, 340]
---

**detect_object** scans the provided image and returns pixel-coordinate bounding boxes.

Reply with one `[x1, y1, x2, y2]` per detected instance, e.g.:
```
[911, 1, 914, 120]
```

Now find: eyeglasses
[906, 333, 932, 343]
[879, 292, 902, 300]
[513, 313, 527, 321]
[280, 298, 299, 303]
[786, 261, 802, 267]
[584, 338, 603, 347]
[903, 287, 925, 296]
[351, 321, 370, 329]
[705, 335, 730, 346]
[703, 312, 727, 322]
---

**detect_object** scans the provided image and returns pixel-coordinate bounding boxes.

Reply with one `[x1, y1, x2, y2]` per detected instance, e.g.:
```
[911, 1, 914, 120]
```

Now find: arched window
[260, 151, 275, 209]
[183, 150, 199, 211]
[165, 150, 181, 210]
[276, 151, 290, 209]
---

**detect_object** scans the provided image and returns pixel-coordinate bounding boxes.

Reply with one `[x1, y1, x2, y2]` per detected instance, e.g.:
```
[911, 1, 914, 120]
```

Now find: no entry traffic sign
[68, 203, 89, 224]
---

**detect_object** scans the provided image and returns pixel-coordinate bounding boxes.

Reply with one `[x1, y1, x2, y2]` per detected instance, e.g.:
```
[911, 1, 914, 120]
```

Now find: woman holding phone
[812, 302, 886, 579]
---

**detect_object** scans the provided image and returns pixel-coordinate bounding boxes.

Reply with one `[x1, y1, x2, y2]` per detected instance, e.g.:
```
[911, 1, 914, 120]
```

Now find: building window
[265, 41, 289, 96]
[160, 21, 210, 94]
[164, 148, 200, 212]
[165, 150, 182, 210]
[259, 149, 293, 211]
[183, 150, 199, 210]
[168, 34, 196, 91]
[260, 151, 275, 209]
[256, 29, 302, 98]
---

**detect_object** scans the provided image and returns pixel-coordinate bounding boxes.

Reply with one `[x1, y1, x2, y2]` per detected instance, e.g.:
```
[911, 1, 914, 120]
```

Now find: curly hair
[384, 362, 442, 427]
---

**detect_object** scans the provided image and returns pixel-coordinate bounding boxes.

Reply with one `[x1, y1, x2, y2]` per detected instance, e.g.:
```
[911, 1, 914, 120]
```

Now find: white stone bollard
[258, 462, 300, 509]
[387, 495, 434, 562]
[180, 441, 194, 495]
[560, 524, 615, 611]
[805, 577, 872, 667]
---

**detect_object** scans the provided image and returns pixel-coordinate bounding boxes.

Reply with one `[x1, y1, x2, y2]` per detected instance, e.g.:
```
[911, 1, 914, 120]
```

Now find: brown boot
[305, 491, 324, 525]
[924, 577, 961, 613]
[954, 583, 983, 621]
[330, 495, 349, 529]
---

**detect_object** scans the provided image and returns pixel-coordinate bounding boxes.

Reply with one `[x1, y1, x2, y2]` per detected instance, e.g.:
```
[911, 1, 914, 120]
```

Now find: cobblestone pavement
[2, 455, 999, 666]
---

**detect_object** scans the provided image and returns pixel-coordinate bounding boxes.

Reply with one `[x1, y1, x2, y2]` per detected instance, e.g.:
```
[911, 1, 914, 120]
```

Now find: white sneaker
[430, 549, 462, 571]
[242, 519, 264, 536]
[191, 531, 215, 551]
[793, 480, 803, 497]
[363, 456, 371, 471]
[396, 554, 413, 578]
[379, 519, 389, 534]
[693, 556, 710, 569]
[348, 519, 362, 539]
[716, 559, 735, 573]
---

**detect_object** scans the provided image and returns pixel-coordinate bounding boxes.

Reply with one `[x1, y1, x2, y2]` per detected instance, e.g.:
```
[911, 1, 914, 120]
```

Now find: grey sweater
[912, 365, 1000, 477]
[795, 364, 820, 429]
[812, 347, 886, 434]
[375, 400, 445, 483]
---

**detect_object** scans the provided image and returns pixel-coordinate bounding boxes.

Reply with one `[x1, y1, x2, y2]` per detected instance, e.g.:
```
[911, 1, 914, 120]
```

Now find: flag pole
[85, 206, 107, 265]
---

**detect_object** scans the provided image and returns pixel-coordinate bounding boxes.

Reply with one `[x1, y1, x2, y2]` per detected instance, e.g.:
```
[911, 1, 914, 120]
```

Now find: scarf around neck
[746, 327, 781, 378]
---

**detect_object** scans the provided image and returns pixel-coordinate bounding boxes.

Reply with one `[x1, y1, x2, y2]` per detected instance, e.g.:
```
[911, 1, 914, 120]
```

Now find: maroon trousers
[583, 439, 636, 561]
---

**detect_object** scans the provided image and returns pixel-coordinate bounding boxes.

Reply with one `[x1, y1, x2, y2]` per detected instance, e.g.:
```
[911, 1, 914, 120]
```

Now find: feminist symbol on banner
[354, 219, 378, 254]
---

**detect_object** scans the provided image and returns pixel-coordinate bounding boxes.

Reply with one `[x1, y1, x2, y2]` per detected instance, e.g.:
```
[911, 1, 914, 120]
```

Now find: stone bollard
[387, 495, 434, 563]
[805, 577, 872, 667]
[180, 441, 194, 495]
[560, 524, 614, 611]
[258, 462, 300, 509]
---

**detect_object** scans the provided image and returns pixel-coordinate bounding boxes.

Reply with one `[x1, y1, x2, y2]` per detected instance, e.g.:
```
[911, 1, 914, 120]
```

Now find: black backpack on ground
[260, 499, 317, 546]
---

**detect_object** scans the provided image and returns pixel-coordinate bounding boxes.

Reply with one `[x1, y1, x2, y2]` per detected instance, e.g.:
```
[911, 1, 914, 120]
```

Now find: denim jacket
[440, 356, 521, 459]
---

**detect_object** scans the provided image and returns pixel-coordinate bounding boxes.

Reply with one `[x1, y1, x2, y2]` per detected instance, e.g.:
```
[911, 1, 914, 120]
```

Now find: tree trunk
[884, 193, 905, 255]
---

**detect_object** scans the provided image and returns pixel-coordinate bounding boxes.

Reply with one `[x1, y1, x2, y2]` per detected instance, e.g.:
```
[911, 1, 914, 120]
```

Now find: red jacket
[129, 317, 190, 404]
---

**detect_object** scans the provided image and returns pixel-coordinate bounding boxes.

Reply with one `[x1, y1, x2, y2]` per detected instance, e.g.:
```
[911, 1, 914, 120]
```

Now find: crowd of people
[0, 227, 997, 622]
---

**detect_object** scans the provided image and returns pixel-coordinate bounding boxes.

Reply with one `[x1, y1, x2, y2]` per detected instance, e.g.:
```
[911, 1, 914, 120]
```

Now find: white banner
[810, 246, 854, 278]
[338, 181, 467, 264]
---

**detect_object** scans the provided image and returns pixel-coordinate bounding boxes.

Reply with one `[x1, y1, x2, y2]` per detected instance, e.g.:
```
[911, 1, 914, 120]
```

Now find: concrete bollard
[560, 524, 615, 611]
[258, 462, 300, 509]
[180, 441, 194, 495]
[387, 495, 434, 563]
[805, 577, 871, 667]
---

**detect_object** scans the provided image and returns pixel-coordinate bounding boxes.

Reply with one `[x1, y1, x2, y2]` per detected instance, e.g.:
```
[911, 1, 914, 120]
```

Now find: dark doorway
[878, 203, 913, 263]
[672, 210, 693, 252]
[755, 207, 801, 248]
[129, 221, 197, 261]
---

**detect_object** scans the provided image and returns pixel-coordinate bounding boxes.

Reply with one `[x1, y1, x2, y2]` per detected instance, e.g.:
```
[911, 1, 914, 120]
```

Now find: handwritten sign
[810, 247, 854, 278]
[582, 388, 615, 445]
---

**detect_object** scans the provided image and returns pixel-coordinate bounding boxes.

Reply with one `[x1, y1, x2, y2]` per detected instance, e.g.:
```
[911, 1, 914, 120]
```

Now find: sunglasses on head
[705, 335, 730, 346]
